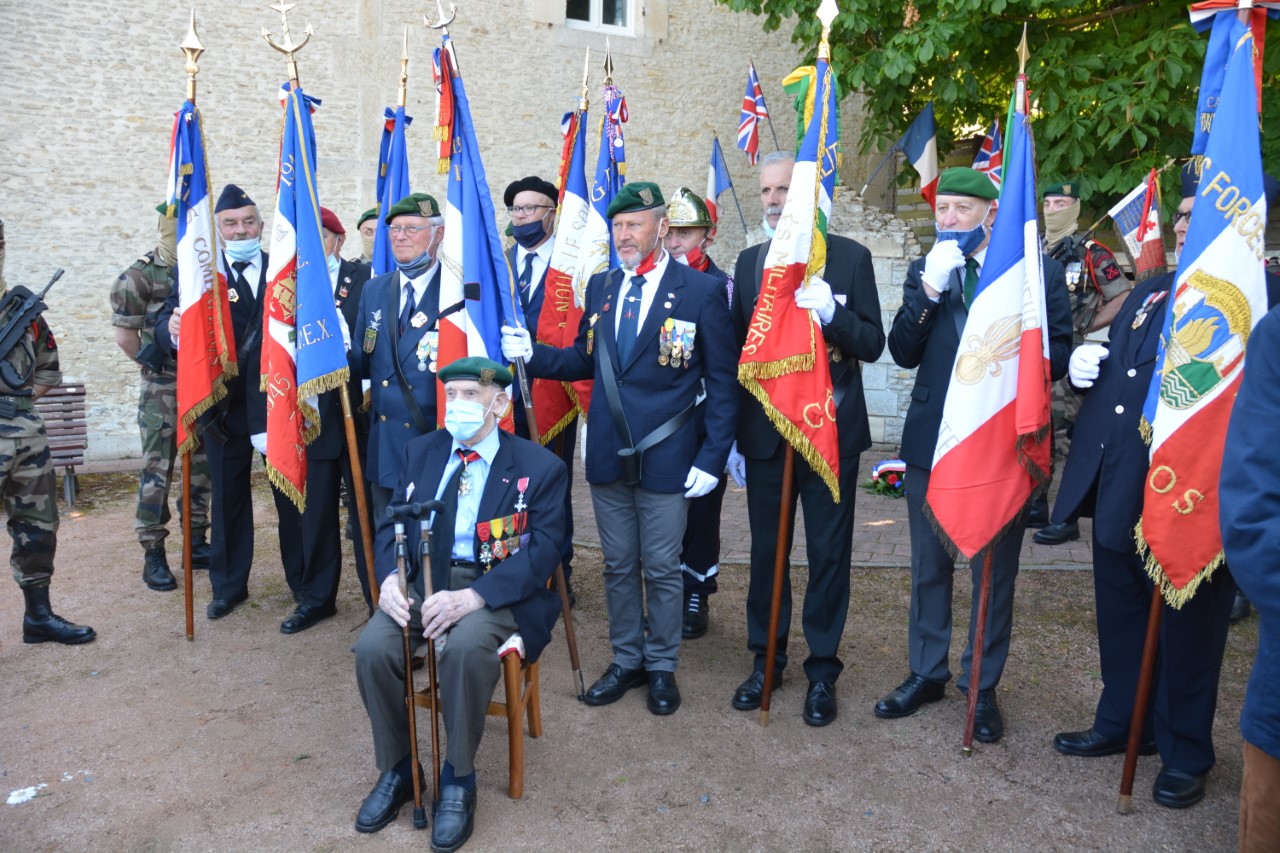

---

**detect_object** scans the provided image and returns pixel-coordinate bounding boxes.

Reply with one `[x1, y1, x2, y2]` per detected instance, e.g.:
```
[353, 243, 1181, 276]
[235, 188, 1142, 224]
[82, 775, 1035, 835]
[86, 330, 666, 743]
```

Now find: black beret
[504, 176, 558, 208]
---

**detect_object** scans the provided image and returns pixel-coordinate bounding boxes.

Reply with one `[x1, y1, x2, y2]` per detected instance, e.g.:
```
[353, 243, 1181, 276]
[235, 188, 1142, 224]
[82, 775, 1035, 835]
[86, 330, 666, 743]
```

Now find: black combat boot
[189, 529, 211, 570]
[22, 585, 96, 645]
[143, 543, 177, 591]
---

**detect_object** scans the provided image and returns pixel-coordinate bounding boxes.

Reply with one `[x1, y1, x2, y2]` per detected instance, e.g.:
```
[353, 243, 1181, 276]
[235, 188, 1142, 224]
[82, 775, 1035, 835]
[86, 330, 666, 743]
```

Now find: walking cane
[413, 504, 447, 806]
[387, 500, 439, 830]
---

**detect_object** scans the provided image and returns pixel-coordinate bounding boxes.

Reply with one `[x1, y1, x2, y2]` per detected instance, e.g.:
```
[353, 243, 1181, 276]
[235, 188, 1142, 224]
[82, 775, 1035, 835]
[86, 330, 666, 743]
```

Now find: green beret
[357, 207, 379, 227]
[936, 168, 1000, 201]
[605, 182, 665, 219]
[156, 201, 171, 217]
[1042, 180, 1081, 200]
[384, 192, 441, 224]
[437, 356, 512, 388]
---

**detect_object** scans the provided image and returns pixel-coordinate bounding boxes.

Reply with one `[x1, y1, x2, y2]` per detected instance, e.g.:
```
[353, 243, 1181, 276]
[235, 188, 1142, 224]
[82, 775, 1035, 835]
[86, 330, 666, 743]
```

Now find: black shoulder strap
[598, 342, 698, 454]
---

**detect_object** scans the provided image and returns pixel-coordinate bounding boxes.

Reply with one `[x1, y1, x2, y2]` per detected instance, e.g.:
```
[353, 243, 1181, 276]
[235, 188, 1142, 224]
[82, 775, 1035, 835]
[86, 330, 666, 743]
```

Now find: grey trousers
[354, 566, 518, 776]
[589, 480, 688, 673]
[904, 464, 1024, 692]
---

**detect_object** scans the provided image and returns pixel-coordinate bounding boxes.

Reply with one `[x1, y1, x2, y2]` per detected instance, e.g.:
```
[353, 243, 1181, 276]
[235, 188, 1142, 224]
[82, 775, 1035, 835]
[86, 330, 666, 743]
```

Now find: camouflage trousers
[135, 370, 211, 547]
[0, 416, 58, 588]
[1051, 377, 1083, 461]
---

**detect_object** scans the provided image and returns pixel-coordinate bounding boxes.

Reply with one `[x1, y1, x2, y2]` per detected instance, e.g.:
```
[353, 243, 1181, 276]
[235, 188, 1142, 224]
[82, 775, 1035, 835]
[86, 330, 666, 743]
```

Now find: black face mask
[512, 220, 547, 250]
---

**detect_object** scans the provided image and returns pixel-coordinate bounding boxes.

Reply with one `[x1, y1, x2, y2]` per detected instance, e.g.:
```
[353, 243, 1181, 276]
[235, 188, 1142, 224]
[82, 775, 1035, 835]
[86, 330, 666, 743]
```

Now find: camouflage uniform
[1047, 234, 1127, 457]
[109, 251, 211, 548]
[0, 308, 62, 587]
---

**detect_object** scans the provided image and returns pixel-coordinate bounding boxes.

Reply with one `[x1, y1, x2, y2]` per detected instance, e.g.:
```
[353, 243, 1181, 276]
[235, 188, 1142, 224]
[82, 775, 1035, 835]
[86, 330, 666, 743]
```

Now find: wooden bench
[33, 384, 87, 506]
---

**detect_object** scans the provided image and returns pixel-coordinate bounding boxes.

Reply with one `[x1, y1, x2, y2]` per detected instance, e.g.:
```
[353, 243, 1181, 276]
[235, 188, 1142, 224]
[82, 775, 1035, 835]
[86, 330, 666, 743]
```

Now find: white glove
[378, 573, 413, 628]
[578, 415, 588, 465]
[167, 308, 182, 347]
[335, 309, 352, 352]
[1068, 343, 1110, 388]
[921, 239, 965, 293]
[795, 275, 836, 324]
[250, 432, 267, 455]
[500, 325, 533, 361]
[726, 442, 746, 489]
[684, 466, 718, 499]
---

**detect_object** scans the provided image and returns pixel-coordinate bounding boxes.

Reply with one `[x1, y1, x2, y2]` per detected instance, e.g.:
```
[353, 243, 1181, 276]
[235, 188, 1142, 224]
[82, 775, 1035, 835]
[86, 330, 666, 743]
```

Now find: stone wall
[0, 0, 913, 461]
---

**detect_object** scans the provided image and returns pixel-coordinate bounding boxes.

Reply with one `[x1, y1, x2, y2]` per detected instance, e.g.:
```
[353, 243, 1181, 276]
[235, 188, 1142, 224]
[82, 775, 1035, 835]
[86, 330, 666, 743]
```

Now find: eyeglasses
[388, 224, 433, 236]
[1173, 210, 1192, 225]
[507, 204, 553, 216]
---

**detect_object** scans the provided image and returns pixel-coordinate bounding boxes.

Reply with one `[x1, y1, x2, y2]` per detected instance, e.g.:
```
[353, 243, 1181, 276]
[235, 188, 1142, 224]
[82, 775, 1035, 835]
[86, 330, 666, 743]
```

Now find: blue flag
[372, 106, 412, 277]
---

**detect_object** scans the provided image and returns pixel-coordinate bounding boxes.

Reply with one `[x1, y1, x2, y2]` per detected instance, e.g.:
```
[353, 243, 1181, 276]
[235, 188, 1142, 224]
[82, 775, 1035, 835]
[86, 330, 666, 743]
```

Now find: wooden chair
[413, 632, 542, 799]
[33, 384, 87, 506]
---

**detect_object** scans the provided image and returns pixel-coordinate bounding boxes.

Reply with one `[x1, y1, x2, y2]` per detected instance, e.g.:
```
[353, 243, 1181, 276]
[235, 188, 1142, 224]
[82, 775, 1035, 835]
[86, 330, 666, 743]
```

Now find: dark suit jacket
[731, 234, 885, 461]
[333, 258, 373, 441]
[528, 259, 740, 493]
[155, 250, 270, 436]
[376, 428, 567, 663]
[889, 251, 1073, 469]
[508, 243, 551, 439]
[348, 267, 443, 488]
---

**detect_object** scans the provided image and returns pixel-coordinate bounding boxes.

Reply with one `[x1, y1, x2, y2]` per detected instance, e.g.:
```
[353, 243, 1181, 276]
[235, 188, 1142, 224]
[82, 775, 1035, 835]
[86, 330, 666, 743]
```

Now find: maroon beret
[319, 207, 345, 235]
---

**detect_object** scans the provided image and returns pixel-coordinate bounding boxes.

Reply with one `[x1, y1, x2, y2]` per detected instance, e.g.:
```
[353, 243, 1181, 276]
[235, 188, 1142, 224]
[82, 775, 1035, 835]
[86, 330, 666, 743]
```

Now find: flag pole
[1118, 590, 1163, 813]
[755, 61, 782, 150]
[1079, 156, 1177, 243]
[759, 444, 794, 726]
[714, 131, 751, 237]
[857, 145, 899, 200]
[961, 549, 994, 755]
[178, 10, 204, 642]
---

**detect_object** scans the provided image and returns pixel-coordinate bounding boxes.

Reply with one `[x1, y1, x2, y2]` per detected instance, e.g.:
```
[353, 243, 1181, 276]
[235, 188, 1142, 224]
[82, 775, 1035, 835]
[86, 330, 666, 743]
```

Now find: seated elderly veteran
[353, 356, 567, 850]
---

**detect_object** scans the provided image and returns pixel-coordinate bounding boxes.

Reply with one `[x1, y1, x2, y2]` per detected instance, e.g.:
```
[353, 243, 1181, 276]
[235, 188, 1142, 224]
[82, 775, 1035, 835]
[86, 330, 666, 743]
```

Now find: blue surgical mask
[761, 216, 776, 239]
[224, 237, 261, 263]
[326, 253, 340, 277]
[936, 207, 991, 256]
[512, 220, 548, 250]
[396, 250, 435, 280]
[444, 399, 489, 442]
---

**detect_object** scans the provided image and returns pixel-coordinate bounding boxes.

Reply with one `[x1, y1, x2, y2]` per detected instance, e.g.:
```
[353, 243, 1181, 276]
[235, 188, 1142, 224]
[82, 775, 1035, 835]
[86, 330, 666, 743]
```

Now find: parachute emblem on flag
[1158, 273, 1253, 409]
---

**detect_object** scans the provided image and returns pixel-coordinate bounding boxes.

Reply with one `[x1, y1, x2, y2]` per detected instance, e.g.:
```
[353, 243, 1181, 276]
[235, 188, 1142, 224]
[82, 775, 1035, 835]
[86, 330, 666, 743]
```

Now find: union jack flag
[972, 119, 1002, 192]
[737, 63, 769, 165]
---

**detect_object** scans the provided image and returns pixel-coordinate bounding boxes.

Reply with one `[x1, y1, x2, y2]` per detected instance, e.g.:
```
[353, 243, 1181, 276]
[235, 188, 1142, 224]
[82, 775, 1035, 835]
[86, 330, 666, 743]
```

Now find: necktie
[616, 275, 645, 364]
[518, 254, 535, 307]
[398, 282, 414, 335]
[962, 257, 979, 311]
[232, 260, 250, 277]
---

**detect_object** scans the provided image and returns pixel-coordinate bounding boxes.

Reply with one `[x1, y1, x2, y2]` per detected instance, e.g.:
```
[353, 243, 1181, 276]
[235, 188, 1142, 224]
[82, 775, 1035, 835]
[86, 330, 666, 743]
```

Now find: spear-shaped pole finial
[181, 9, 205, 103]
[578, 47, 592, 110]
[263, 1, 314, 86]
[603, 38, 614, 84]
[397, 26, 410, 108]
[1014, 22, 1030, 115]
[1016, 23, 1030, 77]
[817, 0, 838, 60]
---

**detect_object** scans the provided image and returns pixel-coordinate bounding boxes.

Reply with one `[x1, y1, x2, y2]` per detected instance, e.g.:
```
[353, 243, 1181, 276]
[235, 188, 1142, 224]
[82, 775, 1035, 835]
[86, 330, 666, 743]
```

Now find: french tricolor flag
[925, 110, 1051, 559]
[705, 136, 733, 228]
[898, 102, 939, 210]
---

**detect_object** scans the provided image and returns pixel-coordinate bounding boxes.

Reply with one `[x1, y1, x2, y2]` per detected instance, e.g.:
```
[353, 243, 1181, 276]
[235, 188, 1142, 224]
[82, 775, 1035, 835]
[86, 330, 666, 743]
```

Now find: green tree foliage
[716, 0, 1280, 207]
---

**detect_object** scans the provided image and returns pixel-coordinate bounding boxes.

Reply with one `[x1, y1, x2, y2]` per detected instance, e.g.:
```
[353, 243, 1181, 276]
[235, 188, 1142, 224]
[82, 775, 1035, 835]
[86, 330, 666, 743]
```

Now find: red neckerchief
[634, 247, 661, 276]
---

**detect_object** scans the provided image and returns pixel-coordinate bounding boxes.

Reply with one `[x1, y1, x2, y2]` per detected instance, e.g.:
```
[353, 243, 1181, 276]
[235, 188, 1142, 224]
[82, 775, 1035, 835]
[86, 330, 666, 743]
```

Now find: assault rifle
[0, 268, 62, 391]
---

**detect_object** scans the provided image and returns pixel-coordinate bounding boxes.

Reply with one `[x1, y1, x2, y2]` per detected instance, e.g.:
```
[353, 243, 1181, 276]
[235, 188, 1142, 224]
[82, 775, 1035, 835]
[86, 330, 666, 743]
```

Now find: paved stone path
[567, 445, 1093, 570]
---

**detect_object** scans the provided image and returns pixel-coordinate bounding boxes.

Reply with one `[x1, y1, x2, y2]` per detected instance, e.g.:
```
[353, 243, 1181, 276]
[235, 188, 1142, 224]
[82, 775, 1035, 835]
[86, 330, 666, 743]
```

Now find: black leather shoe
[143, 544, 177, 591]
[1034, 521, 1080, 545]
[682, 593, 709, 640]
[206, 590, 248, 620]
[1230, 592, 1252, 624]
[190, 533, 211, 570]
[431, 784, 476, 852]
[1152, 767, 1207, 809]
[583, 664, 647, 706]
[973, 688, 1004, 743]
[874, 673, 945, 719]
[803, 681, 837, 727]
[646, 670, 681, 715]
[21, 586, 96, 645]
[355, 764, 421, 833]
[280, 603, 337, 634]
[1053, 728, 1158, 757]
[731, 669, 783, 711]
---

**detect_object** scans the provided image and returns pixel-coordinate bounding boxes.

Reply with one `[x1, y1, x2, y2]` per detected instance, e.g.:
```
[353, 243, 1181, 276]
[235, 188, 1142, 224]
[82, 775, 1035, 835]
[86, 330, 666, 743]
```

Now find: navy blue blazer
[376, 428, 567, 663]
[890, 251, 1073, 469]
[731, 234, 885, 461]
[348, 267, 443, 488]
[528, 259, 740, 493]
[155, 250, 270, 437]
[1221, 303, 1280, 758]
[508, 243, 550, 438]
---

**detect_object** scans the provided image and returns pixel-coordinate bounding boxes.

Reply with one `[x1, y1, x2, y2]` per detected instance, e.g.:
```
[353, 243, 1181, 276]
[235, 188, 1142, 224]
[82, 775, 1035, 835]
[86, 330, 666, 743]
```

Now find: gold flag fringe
[537, 391, 579, 447]
[737, 369, 840, 503]
[176, 375, 232, 459]
[299, 367, 352, 444]
[1134, 517, 1225, 610]
[265, 461, 306, 512]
